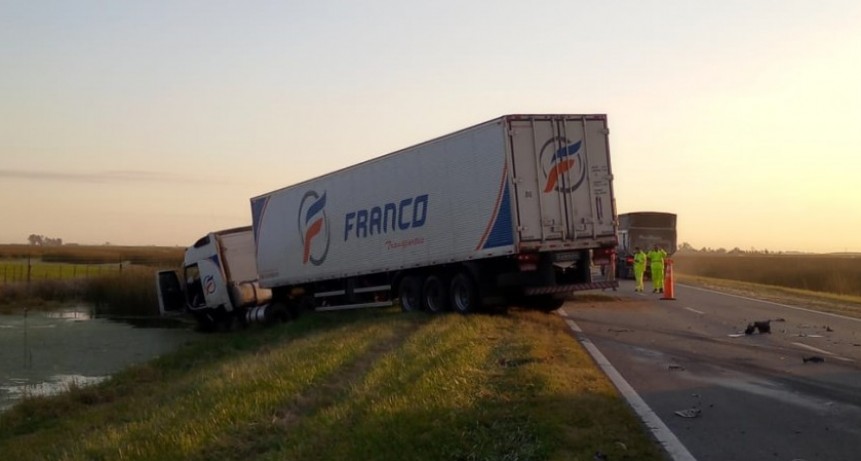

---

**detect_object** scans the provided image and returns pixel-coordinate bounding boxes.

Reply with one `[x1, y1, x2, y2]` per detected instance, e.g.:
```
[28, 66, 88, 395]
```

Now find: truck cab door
[194, 257, 233, 312]
[155, 270, 185, 315]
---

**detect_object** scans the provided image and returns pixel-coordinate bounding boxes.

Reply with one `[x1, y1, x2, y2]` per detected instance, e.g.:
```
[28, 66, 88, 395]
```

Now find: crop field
[673, 253, 861, 297]
[0, 244, 183, 283]
[0, 307, 662, 461]
[0, 244, 184, 312]
[0, 244, 184, 266]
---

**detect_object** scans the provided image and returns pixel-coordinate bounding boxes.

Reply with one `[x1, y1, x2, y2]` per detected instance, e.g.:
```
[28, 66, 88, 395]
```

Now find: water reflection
[45, 307, 93, 321]
[0, 306, 199, 412]
[0, 375, 108, 409]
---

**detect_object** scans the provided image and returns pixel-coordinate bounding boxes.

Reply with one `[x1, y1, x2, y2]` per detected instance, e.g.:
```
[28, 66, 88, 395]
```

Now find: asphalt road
[562, 280, 861, 461]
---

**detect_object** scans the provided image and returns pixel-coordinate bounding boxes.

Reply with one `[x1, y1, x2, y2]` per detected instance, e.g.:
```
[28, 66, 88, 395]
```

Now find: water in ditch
[0, 305, 200, 412]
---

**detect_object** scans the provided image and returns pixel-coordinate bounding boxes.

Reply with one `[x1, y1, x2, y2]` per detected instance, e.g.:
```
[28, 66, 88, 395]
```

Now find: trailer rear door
[508, 115, 614, 246]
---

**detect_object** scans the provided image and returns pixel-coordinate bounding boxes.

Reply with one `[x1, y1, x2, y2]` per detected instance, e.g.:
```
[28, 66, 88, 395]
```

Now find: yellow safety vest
[633, 251, 647, 269]
[648, 249, 666, 265]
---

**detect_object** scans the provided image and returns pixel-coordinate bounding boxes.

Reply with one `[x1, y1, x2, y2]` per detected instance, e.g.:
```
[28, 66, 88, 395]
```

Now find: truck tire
[194, 308, 235, 332]
[398, 276, 423, 312]
[422, 275, 448, 313]
[449, 272, 478, 315]
[266, 302, 290, 324]
[193, 312, 217, 332]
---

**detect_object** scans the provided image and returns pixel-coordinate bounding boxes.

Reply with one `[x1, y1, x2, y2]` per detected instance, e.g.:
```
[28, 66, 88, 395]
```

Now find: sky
[1, 0, 859, 253]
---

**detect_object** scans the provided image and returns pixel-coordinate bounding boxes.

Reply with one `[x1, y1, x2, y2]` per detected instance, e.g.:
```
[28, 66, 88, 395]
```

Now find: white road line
[684, 307, 705, 314]
[565, 319, 583, 332]
[561, 313, 697, 461]
[679, 284, 861, 322]
[792, 342, 836, 356]
[791, 342, 854, 362]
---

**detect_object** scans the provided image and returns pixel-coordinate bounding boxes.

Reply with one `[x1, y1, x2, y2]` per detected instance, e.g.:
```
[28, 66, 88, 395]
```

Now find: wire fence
[0, 258, 177, 285]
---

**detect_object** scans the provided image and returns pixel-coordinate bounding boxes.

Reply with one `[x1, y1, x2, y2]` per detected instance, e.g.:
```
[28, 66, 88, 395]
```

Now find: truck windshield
[184, 264, 206, 307]
[625, 213, 676, 229]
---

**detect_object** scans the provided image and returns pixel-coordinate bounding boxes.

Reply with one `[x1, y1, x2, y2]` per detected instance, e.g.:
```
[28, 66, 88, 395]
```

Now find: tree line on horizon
[27, 234, 63, 247]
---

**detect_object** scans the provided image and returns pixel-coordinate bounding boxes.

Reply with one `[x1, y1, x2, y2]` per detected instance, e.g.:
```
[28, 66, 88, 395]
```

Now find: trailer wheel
[422, 275, 448, 313]
[398, 276, 423, 312]
[449, 273, 478, 315]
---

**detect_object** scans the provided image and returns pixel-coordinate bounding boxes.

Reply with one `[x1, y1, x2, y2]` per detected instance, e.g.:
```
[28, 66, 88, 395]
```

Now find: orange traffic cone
[661, 258, 676, 301]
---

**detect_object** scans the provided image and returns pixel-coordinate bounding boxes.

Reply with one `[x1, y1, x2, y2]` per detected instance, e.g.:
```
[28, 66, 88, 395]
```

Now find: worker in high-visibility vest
[632, 246, 647, 292]
[648, 244, 667, 293]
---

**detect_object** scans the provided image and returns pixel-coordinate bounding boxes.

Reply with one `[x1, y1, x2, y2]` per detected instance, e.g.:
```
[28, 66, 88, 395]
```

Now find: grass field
[673, 253, 861, 297]
[0, 260, 141, 284]
[0, 307, 662, 461]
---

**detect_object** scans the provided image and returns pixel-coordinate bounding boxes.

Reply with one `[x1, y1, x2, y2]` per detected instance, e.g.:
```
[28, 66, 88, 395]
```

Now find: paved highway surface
[562, 280, 861, 461]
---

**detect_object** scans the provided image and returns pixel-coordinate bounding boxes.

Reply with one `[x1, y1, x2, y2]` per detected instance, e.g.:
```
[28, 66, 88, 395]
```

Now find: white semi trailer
[158, 114, 618, 328]
[251, 114, 617, 315]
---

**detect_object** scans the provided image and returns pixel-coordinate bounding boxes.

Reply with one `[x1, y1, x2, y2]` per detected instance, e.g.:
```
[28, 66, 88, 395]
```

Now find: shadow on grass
[0, 308, 663, 461]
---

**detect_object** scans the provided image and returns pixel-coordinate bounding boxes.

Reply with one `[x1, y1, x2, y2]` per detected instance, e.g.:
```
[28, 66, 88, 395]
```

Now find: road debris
[825, 326, 834, 332]
[674, 408, 702, 418]
[802, 356, 825, 364]
[607, 328, 633, 333]
[728, 333, 746, 338]
[668, 364, 685, 371]
[593, 451, 608, 461]
[745, 320, 771, 335]
[798, 333, 824, 338]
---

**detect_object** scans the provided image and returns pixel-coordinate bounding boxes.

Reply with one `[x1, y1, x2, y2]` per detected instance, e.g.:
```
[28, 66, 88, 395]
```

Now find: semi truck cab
[156, 226, 272, 330]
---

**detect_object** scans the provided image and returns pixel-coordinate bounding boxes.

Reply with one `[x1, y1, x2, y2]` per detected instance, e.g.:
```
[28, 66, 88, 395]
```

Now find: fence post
[27, 255, 32, 285]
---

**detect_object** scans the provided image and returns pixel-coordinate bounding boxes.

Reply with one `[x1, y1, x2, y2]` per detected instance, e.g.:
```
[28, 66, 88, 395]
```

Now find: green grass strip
[0, 308, 663, 461]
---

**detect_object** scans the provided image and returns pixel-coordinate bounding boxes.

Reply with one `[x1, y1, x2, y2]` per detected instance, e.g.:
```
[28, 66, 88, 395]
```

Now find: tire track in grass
[188, 312, 429, 461]
[260, 314, 496, 461]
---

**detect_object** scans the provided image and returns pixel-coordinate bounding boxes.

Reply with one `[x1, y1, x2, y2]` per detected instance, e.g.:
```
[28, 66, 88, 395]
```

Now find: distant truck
[615, 212, 677, 279]
[159, 114, 618, 328]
